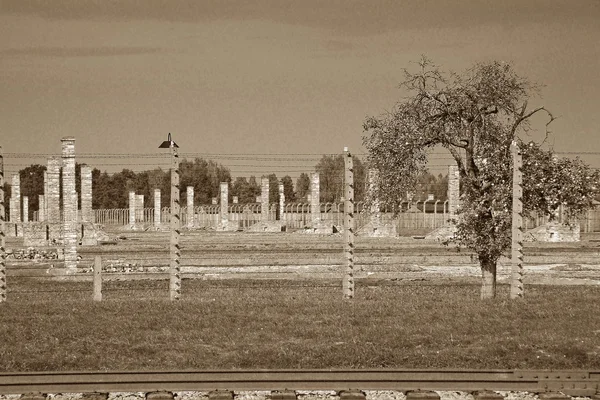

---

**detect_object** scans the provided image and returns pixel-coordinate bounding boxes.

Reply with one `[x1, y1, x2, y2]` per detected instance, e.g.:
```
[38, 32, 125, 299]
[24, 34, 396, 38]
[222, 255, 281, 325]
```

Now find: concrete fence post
[169, 145, 181, 301]
[343, 147, 355, 299]
[510, 141, 524, 299]
[61, 136, 77, 274]
[0, 146, 6, 302]
[154, 189, 161, 227]
[93, 255, 102, 301]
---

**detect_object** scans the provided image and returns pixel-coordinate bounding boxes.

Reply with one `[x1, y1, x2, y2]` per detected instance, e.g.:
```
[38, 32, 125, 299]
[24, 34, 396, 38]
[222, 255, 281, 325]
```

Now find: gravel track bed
[0, 391, 594, 400]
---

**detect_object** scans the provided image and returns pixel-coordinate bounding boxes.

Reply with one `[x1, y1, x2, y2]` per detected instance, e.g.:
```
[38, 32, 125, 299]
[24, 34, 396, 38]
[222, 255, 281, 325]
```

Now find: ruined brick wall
[220, 182, 228, 224]
[47, 157, 60, 224]
[129, 191, 136, 227]
[261, 177, 269, 221]
[310, 172, 320, 224]
[10, 174, 20, 223]
[187, 186, 194, 227]
[61, 137, 77, 273]
[38, 194, 45, 222]
[22, 196, 28, 223]
[154, 189, 161, 226]
[80, 165, 93, 223]
[448, 165, 460, 217]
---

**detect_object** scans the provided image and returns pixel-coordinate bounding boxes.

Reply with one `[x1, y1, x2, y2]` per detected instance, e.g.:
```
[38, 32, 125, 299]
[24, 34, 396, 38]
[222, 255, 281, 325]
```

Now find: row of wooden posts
[0, 142, 524, 302]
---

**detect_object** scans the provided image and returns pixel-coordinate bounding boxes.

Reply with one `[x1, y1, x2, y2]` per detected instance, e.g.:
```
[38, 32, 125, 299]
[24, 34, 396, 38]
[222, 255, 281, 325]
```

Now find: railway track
[0, 370, 598, 396]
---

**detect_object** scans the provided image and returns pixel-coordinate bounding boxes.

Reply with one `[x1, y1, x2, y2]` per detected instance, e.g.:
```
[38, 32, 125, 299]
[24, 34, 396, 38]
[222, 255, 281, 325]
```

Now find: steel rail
[0, 370, 598, 396]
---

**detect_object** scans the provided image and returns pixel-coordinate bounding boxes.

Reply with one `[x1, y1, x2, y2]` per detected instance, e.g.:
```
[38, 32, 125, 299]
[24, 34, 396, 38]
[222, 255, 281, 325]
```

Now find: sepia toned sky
[1, 0, 600, 173]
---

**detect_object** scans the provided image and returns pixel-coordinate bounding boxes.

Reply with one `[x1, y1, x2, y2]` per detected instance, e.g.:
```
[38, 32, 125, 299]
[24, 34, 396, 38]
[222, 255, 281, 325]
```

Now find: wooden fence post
[343, 147, 355, 299]
[93, 255, 102, 301]
[0, 146, 6, 302]
[510, 141, 524, 299]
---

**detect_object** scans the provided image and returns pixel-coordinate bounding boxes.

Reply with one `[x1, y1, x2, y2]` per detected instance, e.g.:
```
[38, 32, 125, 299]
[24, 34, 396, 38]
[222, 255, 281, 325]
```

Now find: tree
[295, 173, 310, 202]
[248, 176, 261, 202]
[281, 175, 295, 203]
[179, 158, 231, 205]
[415, 171, 448, 201]
[315, 154, 366, 203]
[231, 177, 253, 204]
[3, 182, 11, 222]
[363, 57, 600, 299]
[267, 174, 279, 204]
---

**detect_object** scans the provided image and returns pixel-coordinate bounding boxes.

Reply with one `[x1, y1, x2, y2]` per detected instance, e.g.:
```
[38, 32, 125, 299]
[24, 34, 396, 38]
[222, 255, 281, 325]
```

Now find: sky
[1, 0, 600, 178]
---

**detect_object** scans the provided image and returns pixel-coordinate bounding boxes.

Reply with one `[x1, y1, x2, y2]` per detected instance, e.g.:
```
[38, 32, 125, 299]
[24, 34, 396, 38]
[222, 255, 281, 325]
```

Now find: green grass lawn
[0, 279, 599, 371]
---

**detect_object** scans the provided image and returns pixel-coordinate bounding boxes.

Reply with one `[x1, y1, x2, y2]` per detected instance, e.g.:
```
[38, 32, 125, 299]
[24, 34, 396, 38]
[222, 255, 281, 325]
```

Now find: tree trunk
[480, 254, 497, 299]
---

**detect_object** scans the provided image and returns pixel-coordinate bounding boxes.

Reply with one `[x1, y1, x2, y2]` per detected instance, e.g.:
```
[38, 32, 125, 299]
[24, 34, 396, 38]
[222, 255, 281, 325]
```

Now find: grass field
[1, 278, 599, 372]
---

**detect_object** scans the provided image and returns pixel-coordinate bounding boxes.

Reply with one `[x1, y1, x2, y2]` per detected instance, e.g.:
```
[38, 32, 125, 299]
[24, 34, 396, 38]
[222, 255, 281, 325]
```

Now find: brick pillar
[47, 157, 60, 224]
[368, 169, 380, 228]
[135, 194, 144, 224]
[80, 165, 92, 223]
[278, 182, 284, 221]
[310, 172, 320, 224]
[448, 165, 460, 218]
[38, 194, 45, 222]
[220, 182, 228, 224]
[61, 136, 77, 274]
[43, 170, 48, 221]
[129, 191, 136, 227]
[22, 196, 28, 223]
[10, 174, 20, 223]
[187, 186, 194, 228]
[261, 177, 269, 221]
[154, 189, 161, 226]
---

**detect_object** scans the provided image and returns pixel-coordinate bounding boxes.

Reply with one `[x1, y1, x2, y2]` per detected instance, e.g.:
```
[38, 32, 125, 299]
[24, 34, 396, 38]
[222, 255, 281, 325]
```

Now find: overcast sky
[2, 0, 599, 175]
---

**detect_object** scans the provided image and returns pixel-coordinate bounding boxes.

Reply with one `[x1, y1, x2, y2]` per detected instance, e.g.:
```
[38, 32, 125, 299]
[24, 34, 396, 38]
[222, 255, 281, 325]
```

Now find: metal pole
[343, 147, 355, 299]
[0, 147, 6, 302]
[170, 145, 181, 300]
[510, 141, 524, 299]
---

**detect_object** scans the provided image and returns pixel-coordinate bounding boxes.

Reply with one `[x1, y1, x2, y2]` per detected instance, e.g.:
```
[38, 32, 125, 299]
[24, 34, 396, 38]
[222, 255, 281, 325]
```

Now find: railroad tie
[271, 390, 297, 400]
[82, 393, 109, 400]
[406, 391, 440, 400]
[338, 390, 366, 400]
[473, 391, 503, 400]
[146, 392, 175, 400]
[20, 394, 46, 400]
[538, 393, 571, 400]
[208, 389, 234, 400]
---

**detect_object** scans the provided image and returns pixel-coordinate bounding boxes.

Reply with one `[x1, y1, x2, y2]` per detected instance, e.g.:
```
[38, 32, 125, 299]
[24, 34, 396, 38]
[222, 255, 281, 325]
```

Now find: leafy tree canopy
[363, 57, 600, 299]
[315, 154, 366, 203]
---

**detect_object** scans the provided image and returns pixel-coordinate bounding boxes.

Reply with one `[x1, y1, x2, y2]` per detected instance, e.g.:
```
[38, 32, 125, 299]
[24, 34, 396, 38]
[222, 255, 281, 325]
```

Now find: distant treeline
[3, 155, 449, 220]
